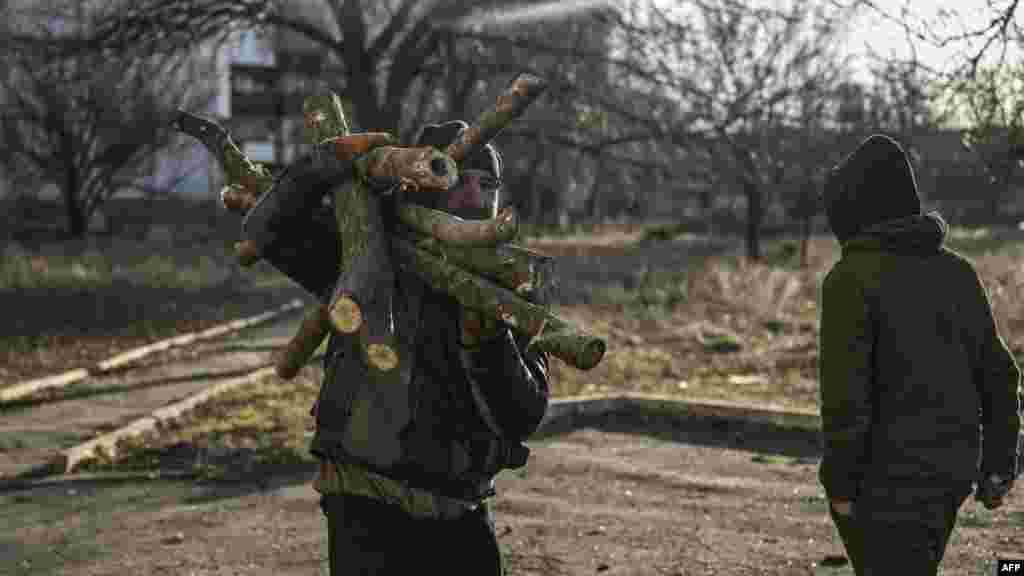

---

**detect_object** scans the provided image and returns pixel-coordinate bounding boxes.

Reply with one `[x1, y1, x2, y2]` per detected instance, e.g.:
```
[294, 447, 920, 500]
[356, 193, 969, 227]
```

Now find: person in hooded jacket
[818, 133, 1022, 575]
[246, 120, 549, 575]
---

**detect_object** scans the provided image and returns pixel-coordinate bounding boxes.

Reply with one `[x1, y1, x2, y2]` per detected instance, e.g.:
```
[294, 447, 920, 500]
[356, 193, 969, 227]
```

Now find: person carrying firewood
[818, 133, 1022, 575]
[252, 119, 549, 575]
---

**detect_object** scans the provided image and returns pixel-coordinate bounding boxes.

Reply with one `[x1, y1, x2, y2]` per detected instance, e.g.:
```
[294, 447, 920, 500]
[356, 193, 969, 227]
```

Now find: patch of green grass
[588, 268, 689, 312]
[957, 507, 993, 528]
[0, 430, 85, 452]
[701, 333, 743, 353]
[764, 240, 800, 267]
[0, 241, 237, 291]
[641, 222, 692, 243]
[751, 454, 787, 465]
[798, 493, 828, 514]
[945, 227, 1024, 257]
[0, 479, 196, 576]
[1008, 510, 1024, 527]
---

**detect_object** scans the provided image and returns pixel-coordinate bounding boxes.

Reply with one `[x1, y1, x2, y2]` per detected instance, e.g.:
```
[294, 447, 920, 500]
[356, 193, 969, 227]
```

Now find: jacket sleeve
[966, 266, 1023, 479]
[458, 325, 549, 442]
[818, 264, 875, 500]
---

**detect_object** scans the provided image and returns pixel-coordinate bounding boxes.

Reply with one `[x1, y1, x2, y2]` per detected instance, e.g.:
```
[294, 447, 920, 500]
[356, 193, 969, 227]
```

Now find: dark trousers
[320, 493, 503, 576]
[829, 483, 971, 576]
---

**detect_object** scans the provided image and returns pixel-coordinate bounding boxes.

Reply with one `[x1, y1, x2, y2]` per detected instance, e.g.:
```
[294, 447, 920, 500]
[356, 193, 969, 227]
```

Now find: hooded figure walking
[818, 134, 1022, 575]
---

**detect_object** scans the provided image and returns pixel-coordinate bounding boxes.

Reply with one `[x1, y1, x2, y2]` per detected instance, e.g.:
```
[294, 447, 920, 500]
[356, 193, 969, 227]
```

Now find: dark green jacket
[819, 134, 1021, 500]
[819, 215, 1021, 499]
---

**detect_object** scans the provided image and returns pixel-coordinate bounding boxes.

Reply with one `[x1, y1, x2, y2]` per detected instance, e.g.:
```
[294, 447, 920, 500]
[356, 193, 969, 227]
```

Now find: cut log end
[235, 240, 262, 267]
[329, 295, 363, 334]
[221, 185, 257, 214]
[366, 343, 399, 371]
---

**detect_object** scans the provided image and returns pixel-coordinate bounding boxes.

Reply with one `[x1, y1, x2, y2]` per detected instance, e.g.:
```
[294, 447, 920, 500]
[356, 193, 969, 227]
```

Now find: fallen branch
[392, 237, 605, 371]
[170, 110, 273, 212]
[406, 232, 556, 300]
[396, 204, 518, 246]
[446, 73, 548, 164]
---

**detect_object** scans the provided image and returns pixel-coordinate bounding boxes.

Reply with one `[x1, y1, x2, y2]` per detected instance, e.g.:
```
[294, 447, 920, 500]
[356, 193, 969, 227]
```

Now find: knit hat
[823, 134, 921, 243]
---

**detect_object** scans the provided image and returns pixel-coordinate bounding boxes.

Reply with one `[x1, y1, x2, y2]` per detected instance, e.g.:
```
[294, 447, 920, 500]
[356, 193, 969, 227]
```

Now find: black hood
[842, 211, 948, 256]
[824, 134, 921, 243]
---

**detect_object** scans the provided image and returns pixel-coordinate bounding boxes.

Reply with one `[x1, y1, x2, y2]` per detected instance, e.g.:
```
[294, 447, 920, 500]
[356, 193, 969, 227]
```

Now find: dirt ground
[4, 224, 1024, 575]
[4, 412, 1020, 576]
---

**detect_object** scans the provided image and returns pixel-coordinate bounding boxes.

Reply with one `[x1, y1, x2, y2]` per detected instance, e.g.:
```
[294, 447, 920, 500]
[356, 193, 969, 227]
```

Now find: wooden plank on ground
[52, 366, 278, 474]
[0, 369, 91, 403]
[1, 299, 303, 403]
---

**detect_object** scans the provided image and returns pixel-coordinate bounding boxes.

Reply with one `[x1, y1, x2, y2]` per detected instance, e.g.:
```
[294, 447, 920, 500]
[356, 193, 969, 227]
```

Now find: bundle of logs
[172, 73, 606, 381]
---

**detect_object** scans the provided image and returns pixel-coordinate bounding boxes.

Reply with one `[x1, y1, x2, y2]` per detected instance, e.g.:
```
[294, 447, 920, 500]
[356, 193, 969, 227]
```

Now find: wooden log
[273, 95, 361, 375]
[392, 237, 605, 370]
[396, 204, 518, 246]
[234, 240, 261, 267]
[356, 145, 458, 193]
[303, 93, 350, 145]
[328, 132, 397, 162]
[220, 185, 257, 215]
[275, 304, 331, 380]
[405, 233, 556, 299]
[446, 73, 548, 165]
[170, 110, 274, 210]
[329, 175, 400, 369]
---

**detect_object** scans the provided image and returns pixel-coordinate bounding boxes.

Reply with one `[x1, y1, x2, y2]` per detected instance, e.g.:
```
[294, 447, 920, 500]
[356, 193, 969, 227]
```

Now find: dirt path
[0, 313, 304, 479]
[4, 413, 1019, 576]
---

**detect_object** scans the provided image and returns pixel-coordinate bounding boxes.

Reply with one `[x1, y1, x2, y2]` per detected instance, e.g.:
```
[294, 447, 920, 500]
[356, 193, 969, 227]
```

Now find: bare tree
[48, 0, 605, 139]
[607, 0, 852, 260]
[951, 64, 1024, 221]
[0, 3, 213, 237]
[835, 0, 1024, 81]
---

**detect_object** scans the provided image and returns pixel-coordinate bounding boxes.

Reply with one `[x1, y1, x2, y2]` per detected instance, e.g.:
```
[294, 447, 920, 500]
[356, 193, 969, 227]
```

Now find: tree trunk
[744, 176, 761, 261]
[800, 214, 811, 268]
[63, 170, 85, 238]
[735, 147, 762, 261]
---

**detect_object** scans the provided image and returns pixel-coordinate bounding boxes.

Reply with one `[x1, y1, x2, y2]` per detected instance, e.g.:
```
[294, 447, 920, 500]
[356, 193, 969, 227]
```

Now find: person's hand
[459, 308, 503, 348]
[975, 474, 1013, 510]
[830, 498, 854, 517]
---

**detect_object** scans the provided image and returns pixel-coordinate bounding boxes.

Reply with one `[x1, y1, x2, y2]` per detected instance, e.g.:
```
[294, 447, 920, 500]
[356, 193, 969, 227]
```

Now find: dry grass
[0, 230, 299, 383]
[78, 365, 323, 477]
[37, 223, 1024, 474]
[547, 226, 1024, 411]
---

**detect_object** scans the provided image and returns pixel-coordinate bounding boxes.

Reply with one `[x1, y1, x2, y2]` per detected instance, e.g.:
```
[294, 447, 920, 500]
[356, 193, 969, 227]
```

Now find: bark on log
[356, 145, 458, 193]
[275, 303, 331, 380]
[221, 185, 257, 215]
[405, 233, 556, 300]
[328, 132, 397, 161]
[303, 94, 350, 145]
[329, 175, 400, 371]
[396, 204, 518, 246]
[170, 110, 274, 211]
[234, 240, 261, 267]
[275, 95, 361, 378]
[446, 73, 548, 165]
[392, 237, 605, 370]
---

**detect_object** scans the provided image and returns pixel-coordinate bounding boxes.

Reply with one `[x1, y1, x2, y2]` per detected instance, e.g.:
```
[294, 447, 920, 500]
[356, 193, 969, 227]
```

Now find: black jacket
[819, 134, 1022, 500]
[310, 262, 549, 500]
